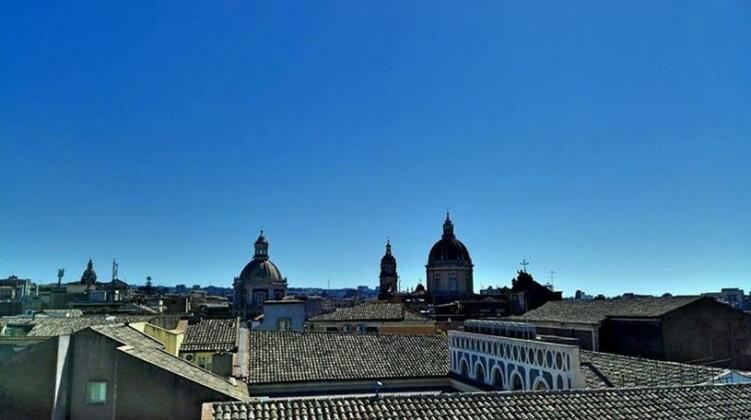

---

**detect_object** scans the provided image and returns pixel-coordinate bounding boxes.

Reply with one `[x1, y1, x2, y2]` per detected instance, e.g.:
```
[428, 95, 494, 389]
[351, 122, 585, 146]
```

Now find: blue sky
[1, 1, 750, 296]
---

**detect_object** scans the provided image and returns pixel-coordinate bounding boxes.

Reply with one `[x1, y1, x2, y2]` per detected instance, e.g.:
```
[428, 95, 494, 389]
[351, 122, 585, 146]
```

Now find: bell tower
[378, 239, 398, 300]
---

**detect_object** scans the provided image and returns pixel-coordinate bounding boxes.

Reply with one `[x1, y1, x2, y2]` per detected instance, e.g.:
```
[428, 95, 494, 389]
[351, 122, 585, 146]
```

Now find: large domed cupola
[428, 213, 472, 263]
[233, 230, 288, 319]
[426, 213, 474, 295]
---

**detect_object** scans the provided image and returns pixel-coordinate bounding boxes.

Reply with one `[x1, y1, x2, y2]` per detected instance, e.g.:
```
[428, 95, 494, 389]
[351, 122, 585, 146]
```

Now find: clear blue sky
[1, 1, 750, 296]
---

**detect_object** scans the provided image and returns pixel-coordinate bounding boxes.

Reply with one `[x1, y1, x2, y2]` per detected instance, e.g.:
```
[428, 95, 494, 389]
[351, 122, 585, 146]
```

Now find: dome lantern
[253, 230, 269, 260]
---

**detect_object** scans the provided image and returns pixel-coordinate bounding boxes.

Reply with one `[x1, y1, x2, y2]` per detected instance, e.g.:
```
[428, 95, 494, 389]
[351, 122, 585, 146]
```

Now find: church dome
[80, 259, 98, 285]
[238, 231, 284, 285]
[429, 238, 471, 262]
[239, 259, 283, 284]
[427, 214, 472, 263]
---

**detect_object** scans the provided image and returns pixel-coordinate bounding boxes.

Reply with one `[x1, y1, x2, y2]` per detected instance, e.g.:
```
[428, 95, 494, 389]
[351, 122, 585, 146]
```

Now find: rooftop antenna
[57, 268, 64, 289]
[112, 258, 118, 282]
[520, 258, 530, 273]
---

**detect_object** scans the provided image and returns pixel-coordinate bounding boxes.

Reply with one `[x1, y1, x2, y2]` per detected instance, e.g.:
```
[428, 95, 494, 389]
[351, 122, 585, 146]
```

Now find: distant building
[479, 286, 508, 296]
[0, 276, 33, 302]
[426, 213, 473, 295]
[508, 270, 562, 313]
[252, 300, 306, 332]
[378, 239, 398, 299]
[233, 231, 287, 319]
[574, 290, 594, 301]
[431, 298, 509, 324]
[0, 275, 33, 316]
[703, 288, 747, 310]
[79, 259, 97, 291]
[307, 302, 436, 334]
[516, 296, 751, 369]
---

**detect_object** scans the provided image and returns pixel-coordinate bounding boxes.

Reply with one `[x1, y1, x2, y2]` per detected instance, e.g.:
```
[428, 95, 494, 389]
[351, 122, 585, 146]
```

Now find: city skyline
[2, 210, 748, 298]
[2, 1, 750, 296]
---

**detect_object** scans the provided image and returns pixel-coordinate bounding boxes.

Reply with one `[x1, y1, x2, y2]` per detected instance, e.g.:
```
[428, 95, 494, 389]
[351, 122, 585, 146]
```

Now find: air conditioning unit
[186, 354, 194, 361]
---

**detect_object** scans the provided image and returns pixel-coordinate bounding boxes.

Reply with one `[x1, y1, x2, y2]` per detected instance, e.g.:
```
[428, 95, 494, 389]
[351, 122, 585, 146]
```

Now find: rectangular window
[277, 318, 291, 331]
[87, 381, 107, 404]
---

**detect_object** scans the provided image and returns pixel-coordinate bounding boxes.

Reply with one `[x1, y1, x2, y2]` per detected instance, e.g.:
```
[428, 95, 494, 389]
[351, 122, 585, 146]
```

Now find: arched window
[534, 379, 549, 391]
[492, 368, 504, 389]
[511, 372, 524, 391]
[475, 363, 485, 383]
[460, 359, 470, 377]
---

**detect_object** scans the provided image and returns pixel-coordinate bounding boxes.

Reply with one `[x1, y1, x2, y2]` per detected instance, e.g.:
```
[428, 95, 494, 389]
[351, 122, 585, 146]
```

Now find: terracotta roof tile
[517, 296, 705, 324]
[211, 383, 751, 420]
[309, 302, 426, 322]
[181, 318, 238, 352]
[248, 331, 448, 384]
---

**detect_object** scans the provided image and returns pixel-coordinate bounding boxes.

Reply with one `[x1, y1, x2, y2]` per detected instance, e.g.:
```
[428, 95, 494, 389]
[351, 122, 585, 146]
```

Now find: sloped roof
[89, 324, 249, 401]
[581, 350, 725, 388]
[517, 296, 705, 324]
[91, 323, 165, 349]
[247, 331, 448, 384]
[210, 383, 751, 420]
[308, 302, 426, 322]
[181, 318, 238, 352]
[25, 315, 156, 336]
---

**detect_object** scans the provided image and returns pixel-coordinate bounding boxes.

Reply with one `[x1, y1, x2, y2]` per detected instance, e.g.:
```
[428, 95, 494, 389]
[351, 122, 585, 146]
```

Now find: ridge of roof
[308, 302, 426, 322]
[517, 295, 706, 324]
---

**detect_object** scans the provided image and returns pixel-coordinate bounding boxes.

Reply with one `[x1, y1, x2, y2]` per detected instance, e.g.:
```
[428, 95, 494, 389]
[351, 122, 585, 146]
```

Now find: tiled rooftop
[210, 383, 751, 420]
[24, 315, 157, 336]
[581, 350, 725, 388]
[246, 329, 725, 389]
[91, 323, 165, 349]
[91, 324, 249, 401]
[308, 302, 426, 322]
[247, 331, 448, 384]
[517, 296, 705, 324]
[181, 318, 239, 352]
